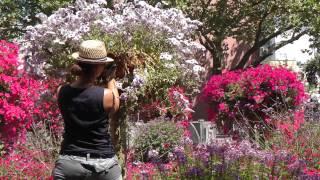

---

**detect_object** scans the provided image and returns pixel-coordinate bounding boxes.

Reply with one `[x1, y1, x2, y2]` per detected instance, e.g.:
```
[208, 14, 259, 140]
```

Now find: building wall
[223, 37, 259, 70]
[274, 34, 316, 63]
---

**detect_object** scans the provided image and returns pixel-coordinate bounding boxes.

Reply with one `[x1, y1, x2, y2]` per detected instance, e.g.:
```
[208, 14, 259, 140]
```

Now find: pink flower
[218, 103, 228, 112]
[0, 40, 63, 150]
[201, 64, 306, 136]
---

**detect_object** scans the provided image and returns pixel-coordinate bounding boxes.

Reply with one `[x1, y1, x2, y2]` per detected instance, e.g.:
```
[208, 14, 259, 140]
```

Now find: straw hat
[71, 40, 114, 64]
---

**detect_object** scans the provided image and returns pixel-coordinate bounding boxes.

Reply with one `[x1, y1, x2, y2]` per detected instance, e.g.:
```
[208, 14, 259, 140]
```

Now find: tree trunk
[233, 45, 259, 70]
[210, 47, 223, 75]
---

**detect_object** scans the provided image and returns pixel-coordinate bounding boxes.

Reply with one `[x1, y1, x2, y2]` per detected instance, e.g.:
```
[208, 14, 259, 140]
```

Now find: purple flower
[185, 166, 204, 177]
[287, 159, 306, 175]
[212, 163, 227, 174]
[119, 93, 128, 101]
[132, 74, 144, 87]
[173, 147, 187, 164]
[207, 144, 227, 157]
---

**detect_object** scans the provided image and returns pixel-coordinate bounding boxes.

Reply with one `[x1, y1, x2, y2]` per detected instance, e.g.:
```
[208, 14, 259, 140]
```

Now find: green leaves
[0, 0, 73, 40]
[133, 120, 184, 162]
[304, 55, 320, 88]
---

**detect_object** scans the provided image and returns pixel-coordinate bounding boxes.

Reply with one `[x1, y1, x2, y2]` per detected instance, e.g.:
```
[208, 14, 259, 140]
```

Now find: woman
[52, 40, 122, 180]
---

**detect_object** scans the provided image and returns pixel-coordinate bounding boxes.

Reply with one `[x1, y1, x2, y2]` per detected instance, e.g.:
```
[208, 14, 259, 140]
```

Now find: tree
[304, 55, 320, 91]
[0, 0, 74, 40]
[145, 0, 320, 74]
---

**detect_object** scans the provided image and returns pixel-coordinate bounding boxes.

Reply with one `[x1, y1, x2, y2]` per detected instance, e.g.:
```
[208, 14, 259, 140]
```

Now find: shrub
[133, 120, 184, 163]
[202, 65, 307, 137]
[303, 55, 320, 89]
[0, 40, 44, 150]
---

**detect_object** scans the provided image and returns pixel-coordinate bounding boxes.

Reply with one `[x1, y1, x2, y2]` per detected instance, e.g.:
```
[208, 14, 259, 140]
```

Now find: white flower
[176, 33, 184, 40]
[168, 38, 181, 46]
[160, 52, 173, 61]
[96, 0, 107, 5]
[148, 149, 159, 159]
[132, 74, 144, 87]
[115, 82, 123, 89]
[35, 13, 48, 23]
[192, 65, 205, 73]
[53, 38, 65, 45]
[184, 107, 195, 113]
[164, 63, 176, 69]
[185, 59, 198, 65]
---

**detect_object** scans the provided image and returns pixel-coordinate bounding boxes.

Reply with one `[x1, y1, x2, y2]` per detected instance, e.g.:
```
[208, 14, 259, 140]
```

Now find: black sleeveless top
[57, 84, 115, 158]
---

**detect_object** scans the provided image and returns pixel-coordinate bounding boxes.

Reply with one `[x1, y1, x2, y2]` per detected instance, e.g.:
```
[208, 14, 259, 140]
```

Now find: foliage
[133, 120, 184, 163]
[0, 0, 74, 40]
[202, 65, 306, 136]
[146, 0, 320, 73]
[304, 55, 320, 88]
[142, 63, 181, 102]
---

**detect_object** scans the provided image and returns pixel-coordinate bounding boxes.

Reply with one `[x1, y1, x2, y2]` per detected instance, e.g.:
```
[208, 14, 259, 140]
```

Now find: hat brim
[72, 52, 114, 64]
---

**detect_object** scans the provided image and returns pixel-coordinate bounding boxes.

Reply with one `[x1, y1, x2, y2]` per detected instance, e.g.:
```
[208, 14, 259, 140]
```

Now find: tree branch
[253, 30, 308, 66]
[234, 25, 295, 69]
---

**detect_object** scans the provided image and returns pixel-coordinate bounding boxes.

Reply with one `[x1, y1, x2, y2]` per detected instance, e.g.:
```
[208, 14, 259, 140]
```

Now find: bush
[304, 55, 320, 89]
[0, 40, 44, 149]
[201, 65, 306, 137]
[133, 120, 184, 163]
[0, 40, 63, 152]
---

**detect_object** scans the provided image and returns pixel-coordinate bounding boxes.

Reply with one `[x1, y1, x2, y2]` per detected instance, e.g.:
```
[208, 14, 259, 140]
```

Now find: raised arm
[103, 78, 120, 114]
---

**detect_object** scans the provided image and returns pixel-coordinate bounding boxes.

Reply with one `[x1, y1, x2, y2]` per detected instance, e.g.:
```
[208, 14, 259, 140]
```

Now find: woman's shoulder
[56, 83, 71, 96]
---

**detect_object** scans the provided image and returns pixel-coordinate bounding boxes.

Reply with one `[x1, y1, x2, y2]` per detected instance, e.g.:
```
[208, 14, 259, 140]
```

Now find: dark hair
[70, 62, 96, 76]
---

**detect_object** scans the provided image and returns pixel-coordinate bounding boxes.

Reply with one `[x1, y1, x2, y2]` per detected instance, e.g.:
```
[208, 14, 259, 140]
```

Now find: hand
[101, 63, 117, 81]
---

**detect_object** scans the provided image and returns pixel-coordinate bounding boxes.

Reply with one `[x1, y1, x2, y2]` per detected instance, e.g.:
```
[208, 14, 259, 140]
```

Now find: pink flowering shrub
[33, 78, 63, 136]
[0, 40, 62, 178]
[138, 101, 165, 122]
[0, 40, 63, 152]
[0, 144, 53, 178]
[167, 86, 194, 121]
[0, 40, 44, 149]
[202, 65, 307, 135]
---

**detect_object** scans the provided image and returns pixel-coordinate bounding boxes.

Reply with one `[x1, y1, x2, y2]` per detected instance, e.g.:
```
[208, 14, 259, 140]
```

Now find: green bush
[304, 56, 320, 89]
[133, 120, 184, 163]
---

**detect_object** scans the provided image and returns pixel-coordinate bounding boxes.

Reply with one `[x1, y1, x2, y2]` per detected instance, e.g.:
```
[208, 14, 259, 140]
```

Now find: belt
[60, 151, 115, 159]
[58, 154, 119, 173]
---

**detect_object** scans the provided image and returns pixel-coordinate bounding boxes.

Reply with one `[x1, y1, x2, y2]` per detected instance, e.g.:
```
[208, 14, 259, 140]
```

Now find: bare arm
[103, 79, 120, 113]
[103, 78, 120, 147]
